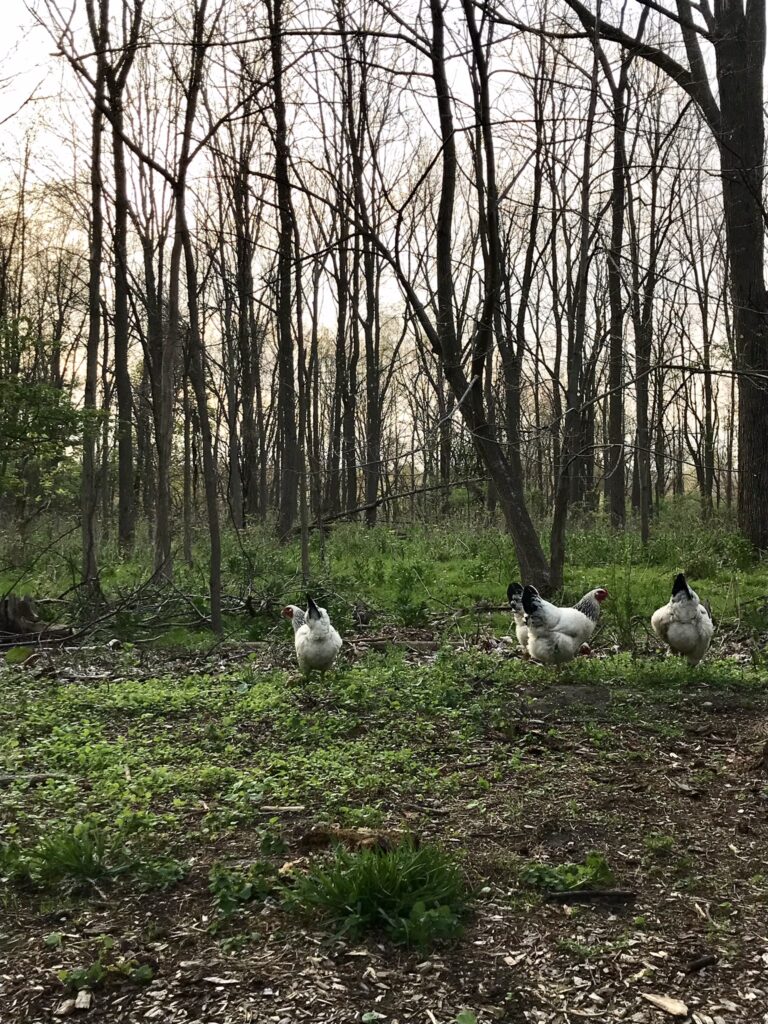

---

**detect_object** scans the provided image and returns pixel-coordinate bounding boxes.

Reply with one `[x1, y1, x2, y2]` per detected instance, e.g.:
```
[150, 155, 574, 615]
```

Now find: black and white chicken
[651, 573, 713, 666]
[282, 595, 342, 676]
[522, 585, 608, 665]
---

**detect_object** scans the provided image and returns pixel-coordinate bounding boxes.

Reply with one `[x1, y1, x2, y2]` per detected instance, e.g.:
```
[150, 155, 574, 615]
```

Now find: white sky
[0, 2, 52, 126]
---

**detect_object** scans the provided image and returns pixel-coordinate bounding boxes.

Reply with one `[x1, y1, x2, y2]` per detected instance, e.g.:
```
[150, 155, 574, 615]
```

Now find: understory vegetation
[1, 503, 766, 1020]
[1, 498, 765, 646]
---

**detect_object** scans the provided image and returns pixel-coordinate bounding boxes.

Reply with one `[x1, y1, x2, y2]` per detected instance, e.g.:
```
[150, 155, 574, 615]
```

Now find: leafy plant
[286, 842, 468, 949]
[58, 962, 107, 991]
[58, 958, 154, 991]
[519, 852, 614, 893]
[208, 861, 278, 919]
[643, 833, 676, 861]
[456, 1012, 478, 1024]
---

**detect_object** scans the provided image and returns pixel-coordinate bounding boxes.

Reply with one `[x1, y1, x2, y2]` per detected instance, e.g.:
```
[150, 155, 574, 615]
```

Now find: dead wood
[683, 953, 718, 973]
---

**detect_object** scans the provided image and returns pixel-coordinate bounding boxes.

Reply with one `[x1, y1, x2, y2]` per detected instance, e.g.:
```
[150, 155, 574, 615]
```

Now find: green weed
[58, 958, 153, 992]
[286, 842, 468, 948]
[208, 861, 279, 919]
[643, 833, 676, 860]
[519, 852, 614, 893]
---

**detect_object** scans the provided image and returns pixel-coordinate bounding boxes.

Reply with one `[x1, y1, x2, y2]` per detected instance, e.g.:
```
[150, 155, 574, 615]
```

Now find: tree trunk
[269, 0, 299, 541]
[110, 105, 136, 551]
[81, 5, 106, 592]
[428, 0, 551, 589]
[715, 7, 768, 547]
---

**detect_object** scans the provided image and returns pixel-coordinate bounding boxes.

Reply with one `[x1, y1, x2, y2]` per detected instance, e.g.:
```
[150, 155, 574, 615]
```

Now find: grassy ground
[1, 501, 767, 1021]
[1, 639, 767, 1022]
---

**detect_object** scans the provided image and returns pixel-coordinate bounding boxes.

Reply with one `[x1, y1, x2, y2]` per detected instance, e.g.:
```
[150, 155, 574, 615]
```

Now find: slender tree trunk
[268, 0, 299, 541]
[550, 31, 599, 585]
[429, 0, 550, 589]
[81, 8, 106, 591]
[605, 58, 629, 527]
[110, 107, 136, 550]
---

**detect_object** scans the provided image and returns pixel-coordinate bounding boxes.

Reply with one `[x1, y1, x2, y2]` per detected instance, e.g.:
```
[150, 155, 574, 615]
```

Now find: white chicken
[506, 583, 529, 654]
[651, 573, 713, 667]
[281, 604, 306, 634]
[522, 584, 608, 665]
[281, 595, 342, 676]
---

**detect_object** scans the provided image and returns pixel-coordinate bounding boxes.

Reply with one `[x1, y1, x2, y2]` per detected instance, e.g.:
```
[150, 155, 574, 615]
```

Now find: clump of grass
[1, 824, 111, 887]
[643, 833, 677, 861]
[286, 842, 468, 948]
[519, 852, 614, 893]
[0, 824, 187, 892]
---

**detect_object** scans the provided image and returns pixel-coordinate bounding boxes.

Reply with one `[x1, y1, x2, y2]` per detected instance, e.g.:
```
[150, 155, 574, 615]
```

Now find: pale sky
[0, 1, 77, 143]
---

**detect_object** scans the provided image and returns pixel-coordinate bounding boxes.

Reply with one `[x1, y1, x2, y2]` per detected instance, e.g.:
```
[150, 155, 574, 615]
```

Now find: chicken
[282, 594, 342, 676]
[651, 573, 713, 666]
[522, 585, 608, 665]
[506, 583, 529, 653]
[281, 604, 306, 634]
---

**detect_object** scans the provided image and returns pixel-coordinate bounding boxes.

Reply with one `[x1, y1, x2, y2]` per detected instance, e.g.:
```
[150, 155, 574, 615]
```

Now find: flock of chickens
[507, 574, 714, 667]
[282, 573, 714, 676]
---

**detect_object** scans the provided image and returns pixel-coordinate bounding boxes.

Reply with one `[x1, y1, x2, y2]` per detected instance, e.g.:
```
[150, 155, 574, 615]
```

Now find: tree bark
[81, 0, 107, 592]
[268, 0, 300, 541]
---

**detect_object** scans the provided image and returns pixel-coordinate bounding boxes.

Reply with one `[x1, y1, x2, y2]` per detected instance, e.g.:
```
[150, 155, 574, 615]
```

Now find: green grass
[285, 842, 469, 948]
[1, 497, 765, 646]
[2, 649, 763, 896]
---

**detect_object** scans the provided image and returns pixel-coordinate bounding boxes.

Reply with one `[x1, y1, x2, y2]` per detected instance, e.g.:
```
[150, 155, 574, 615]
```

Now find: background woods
[1, 0, 765, 622]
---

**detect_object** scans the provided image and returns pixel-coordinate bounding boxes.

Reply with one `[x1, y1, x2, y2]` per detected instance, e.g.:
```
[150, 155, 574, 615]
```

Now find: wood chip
[54, 1000, 76, 1017]
[641, 993, 689, 1017]
[203, 976, 240, 986]
[74, 990, 92, 1010]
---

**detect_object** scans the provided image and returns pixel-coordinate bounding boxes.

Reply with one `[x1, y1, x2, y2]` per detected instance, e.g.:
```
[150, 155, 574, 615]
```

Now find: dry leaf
[641, 992, 689, 1017]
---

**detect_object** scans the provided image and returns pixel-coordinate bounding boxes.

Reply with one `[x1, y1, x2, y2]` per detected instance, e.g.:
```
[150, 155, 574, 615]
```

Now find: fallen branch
[683, 953, 717, 974]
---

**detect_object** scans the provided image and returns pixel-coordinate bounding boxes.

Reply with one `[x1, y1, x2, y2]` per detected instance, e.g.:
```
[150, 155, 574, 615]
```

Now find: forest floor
[1, 627, 767, 1024]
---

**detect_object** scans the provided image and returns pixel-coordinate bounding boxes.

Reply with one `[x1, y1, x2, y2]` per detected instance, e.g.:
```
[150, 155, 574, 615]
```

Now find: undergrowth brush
[1, 497, 764, 647]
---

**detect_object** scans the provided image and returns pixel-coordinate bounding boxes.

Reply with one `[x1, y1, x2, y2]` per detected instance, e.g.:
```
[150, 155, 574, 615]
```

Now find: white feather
[651, 581, 713, 666]
[294, 603, 342, 674]
[524, 589, 604, 665]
